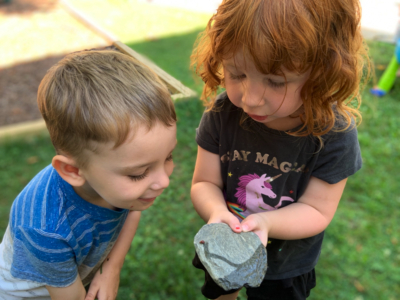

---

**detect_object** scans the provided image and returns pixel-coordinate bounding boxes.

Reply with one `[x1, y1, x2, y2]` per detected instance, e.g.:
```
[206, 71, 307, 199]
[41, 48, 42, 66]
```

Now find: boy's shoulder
[10, 165, 79, 235]
[10, 164, 129, 236]
[11, 165, 60, 224]
[4, 165, 129, 288]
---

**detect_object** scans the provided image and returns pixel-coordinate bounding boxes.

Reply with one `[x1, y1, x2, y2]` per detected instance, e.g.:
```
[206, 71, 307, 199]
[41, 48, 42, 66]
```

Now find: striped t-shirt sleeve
[11, 226, 78, 287]
[9, 166, 78, 287]
[6, 165, 128, 288]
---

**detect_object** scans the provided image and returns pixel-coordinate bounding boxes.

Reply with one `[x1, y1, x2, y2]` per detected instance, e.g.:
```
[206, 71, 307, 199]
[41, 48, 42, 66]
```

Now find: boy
[0, 50, 177, 300]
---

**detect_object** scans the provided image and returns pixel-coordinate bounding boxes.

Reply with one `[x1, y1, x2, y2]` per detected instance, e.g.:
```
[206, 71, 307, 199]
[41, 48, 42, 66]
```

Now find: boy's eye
[128, 169, 149, 181]
[267, 79, 286, 88]
[166, 153, 173, 162]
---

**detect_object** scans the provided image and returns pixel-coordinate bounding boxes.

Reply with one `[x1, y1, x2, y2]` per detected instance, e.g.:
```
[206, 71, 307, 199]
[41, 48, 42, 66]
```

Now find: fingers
[241, 217, 258, 233]
[84, 289, 98, 300]
[241, 215, 269, 246]
[208, 210, 242, 233]
[226, 216, 242, 233]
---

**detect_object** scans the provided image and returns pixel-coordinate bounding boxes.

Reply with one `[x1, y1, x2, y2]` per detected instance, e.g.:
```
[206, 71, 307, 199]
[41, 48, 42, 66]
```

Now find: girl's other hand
[208, 209, 242, 234]
[241, 213, 269, 247]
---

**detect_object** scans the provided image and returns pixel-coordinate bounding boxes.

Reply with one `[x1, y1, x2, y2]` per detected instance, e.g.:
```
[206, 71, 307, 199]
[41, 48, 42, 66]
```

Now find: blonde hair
[192, 0, 370, 137]
[38, 50, 176, 167]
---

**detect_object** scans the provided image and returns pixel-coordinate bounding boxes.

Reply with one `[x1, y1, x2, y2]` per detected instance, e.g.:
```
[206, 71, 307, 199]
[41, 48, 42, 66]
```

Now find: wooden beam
[113, 41, 197, 99]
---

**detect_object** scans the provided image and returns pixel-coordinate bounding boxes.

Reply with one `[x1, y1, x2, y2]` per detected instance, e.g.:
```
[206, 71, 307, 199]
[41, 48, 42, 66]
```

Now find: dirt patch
[0, 55, 64, 126]
[0, 0, 109, 126]
[0, 0, 57, 15]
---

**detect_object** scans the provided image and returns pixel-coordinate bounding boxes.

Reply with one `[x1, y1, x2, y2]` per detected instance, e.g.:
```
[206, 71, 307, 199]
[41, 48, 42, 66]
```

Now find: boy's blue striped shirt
[7, 165, 128, 287]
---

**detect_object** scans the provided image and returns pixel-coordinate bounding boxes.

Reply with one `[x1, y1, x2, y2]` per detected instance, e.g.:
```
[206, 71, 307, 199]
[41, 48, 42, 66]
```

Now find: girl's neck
[263, 116, 303, 132]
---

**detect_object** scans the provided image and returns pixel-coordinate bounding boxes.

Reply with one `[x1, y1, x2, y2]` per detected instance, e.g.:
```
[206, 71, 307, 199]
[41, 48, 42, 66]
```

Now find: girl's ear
[52, 155, 86, 187]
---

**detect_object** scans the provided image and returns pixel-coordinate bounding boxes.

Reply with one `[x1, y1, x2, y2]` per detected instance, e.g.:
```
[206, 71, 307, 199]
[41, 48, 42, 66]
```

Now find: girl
[190, 0, 369, 299]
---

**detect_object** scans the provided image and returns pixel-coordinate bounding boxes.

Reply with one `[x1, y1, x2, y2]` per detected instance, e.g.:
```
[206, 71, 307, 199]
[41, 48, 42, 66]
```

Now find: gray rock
[194, 223, 268, 291]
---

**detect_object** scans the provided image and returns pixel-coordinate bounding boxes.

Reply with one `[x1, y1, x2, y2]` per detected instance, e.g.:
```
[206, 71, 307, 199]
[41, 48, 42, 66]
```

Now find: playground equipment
[370, 39, 400, 97]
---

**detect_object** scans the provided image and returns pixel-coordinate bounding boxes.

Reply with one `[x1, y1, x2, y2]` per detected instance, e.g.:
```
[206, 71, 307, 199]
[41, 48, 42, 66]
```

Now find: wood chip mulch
[0, 0, 110, 126]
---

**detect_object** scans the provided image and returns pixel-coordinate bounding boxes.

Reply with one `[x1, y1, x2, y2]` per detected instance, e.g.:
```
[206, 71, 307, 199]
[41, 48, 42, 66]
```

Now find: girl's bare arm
[191, 146, 241, 231]
[242, 177, 347, 244]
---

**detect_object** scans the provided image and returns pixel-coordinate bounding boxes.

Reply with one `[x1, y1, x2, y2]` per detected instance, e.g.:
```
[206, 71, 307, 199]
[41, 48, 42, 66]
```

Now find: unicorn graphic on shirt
[228, 173, 294, 219]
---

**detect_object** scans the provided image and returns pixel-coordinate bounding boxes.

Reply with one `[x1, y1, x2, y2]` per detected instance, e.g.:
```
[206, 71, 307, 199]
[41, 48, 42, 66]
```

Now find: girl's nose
[150, 169, 170, 191]
[242, 81, 266, 107]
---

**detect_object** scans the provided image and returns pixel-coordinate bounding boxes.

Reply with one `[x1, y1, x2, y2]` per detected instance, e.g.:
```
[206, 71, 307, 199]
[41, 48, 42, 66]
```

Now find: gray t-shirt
[196, 92, 362, 279]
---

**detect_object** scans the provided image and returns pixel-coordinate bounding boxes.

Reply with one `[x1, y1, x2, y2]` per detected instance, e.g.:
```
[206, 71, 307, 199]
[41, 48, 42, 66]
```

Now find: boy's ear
[52, 155, 86, 187]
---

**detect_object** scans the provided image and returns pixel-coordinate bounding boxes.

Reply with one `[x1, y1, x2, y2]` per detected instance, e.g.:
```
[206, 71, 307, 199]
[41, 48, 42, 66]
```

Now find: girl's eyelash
[166, 154, 173, 161]
[228, 72, 286, 88]
[267, 79, 286, 88]
[128, 169, 149, 181]
[229, 73, 246, 80]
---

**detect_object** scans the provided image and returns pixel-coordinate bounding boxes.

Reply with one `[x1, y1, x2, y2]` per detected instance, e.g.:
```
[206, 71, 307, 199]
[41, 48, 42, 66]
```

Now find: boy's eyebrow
[119, 140, 177, 172]
[120, 164, 149, 172]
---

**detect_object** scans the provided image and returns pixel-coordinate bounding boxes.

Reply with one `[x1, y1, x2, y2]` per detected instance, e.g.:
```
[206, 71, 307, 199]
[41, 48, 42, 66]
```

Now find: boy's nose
[150, 170, 170, 191]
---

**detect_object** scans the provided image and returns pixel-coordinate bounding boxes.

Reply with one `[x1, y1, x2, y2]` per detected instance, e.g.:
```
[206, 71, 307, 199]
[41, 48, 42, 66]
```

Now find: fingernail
[242, 225, 248, 231]
[235, 226, 240, 230]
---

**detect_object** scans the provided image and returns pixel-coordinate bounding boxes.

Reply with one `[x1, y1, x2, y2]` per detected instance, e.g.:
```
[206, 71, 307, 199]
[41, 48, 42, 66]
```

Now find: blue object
[370, 88, 386, 97]
[396, 39, 400, 63]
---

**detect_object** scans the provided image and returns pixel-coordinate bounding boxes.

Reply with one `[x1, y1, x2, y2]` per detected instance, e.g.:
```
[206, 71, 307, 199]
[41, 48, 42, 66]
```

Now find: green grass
[116, 97, 205, 300]
[0, 133, 55, 235]
[314, 41, 400, 300]
[125, 29, 204, 95]
[67, 0, 211, 44]
[1, 2, 400, 298]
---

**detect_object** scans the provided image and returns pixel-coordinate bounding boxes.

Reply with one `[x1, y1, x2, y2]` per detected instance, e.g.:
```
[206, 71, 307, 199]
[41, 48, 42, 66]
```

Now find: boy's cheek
[168, 164, 175, 176]
[164, 162, 175, 179]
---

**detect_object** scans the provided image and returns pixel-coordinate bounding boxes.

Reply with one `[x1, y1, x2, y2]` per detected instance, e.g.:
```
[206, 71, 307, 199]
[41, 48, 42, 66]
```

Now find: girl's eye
[229, 73, 246, 80]
[166, 153, 173, 162]
[128, 169, 149, 181]
[267, 79, 286, 88]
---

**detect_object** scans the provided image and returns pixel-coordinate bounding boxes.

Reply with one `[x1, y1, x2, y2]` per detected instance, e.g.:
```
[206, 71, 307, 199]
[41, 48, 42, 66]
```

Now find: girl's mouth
[248, 114, 268, 121]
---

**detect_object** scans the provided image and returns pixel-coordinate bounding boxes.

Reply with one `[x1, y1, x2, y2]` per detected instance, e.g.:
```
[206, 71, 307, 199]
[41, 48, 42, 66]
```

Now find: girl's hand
[208, 209, 242, 234]
[241, 213, 270, 247]
[85, 260, 120, 300]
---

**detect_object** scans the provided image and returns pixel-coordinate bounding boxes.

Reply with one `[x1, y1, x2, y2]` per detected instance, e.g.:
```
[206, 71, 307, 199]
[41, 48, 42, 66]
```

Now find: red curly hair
[191, 0, 370, 137]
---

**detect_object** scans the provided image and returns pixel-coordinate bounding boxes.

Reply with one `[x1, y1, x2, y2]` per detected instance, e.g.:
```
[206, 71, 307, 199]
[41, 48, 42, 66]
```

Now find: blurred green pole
[377, 55, 399, 92]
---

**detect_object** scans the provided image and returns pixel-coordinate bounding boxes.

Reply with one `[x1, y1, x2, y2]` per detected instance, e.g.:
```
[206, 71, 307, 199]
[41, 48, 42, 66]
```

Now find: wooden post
[113, 41, 197, 100]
